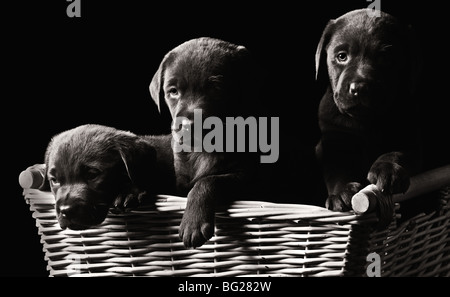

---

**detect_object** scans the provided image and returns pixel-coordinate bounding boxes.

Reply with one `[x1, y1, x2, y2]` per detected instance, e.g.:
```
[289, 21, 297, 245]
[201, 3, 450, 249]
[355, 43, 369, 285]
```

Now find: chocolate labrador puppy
[150, 37, 263, 248]
[315, 9, 422, 216]
[43, 124, 175, 230]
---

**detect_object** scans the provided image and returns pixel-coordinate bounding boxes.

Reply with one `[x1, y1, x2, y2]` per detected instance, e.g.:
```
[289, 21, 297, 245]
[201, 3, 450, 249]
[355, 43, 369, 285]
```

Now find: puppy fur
[43, 124, 175, 230]
[150, 37, 265, 248]
[315, 9, 422, 220]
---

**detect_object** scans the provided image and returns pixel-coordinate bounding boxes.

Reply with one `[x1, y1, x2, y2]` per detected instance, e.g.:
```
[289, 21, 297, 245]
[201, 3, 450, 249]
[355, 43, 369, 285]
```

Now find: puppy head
[44, 124, 152, 230]
[315, 9, 419, 119]
[149, 37, 259, 131]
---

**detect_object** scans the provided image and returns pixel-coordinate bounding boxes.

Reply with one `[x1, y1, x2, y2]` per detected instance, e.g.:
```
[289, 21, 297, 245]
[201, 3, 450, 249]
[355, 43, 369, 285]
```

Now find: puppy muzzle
[55, 187, 109, 230]
[171, 118, 193, 133]
[348, 82, 369, 98]
[334, 80, 378, 119]
[171, 118, 205, 151]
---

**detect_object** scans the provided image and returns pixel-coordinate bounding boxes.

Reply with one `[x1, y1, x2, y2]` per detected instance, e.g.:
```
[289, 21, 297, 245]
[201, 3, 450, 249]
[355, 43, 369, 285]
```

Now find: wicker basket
[20, 174, 450, 277]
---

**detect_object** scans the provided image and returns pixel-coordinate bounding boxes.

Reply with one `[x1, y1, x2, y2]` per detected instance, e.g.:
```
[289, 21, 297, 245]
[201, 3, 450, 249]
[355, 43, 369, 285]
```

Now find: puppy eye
[336, 52, 348, 63]
[84, 168, 101, 181]
[49, 176, 60, 188]
[167, 87, 180, 99]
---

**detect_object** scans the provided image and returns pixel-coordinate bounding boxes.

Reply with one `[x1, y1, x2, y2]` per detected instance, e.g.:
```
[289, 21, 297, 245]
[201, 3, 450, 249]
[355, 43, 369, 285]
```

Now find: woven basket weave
[21, 182, 450, 277]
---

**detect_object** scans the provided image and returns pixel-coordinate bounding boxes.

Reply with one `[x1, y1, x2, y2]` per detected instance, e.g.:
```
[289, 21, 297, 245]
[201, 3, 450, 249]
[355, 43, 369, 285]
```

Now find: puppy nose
[59, 205, 73, 217]
[172, 118, 193, 132]
[349, 82, 359, 96]
[181, 119, 192, 131]
[349, 82, 368, 97]
[57, 204, 77, 229]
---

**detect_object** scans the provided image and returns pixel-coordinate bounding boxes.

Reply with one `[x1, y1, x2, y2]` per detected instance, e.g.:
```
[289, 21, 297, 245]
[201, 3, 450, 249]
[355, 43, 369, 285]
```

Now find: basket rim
[23, 188, 374, 224]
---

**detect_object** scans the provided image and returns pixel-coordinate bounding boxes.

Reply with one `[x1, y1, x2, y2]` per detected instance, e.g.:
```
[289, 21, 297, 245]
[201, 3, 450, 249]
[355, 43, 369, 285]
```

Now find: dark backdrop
[3, 1, 449, 277]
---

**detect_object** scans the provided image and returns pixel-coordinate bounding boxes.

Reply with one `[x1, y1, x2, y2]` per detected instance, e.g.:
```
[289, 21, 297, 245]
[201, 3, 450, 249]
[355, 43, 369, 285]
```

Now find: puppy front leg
[317, 140, 365, 211]
[179, 173, 243, 248]
[112, 185, 148, 213]
[322, 160, 364, 211]
[113, 134, 176, 213]
[367, 151, 412, 195]
[179, 178, 215, 249]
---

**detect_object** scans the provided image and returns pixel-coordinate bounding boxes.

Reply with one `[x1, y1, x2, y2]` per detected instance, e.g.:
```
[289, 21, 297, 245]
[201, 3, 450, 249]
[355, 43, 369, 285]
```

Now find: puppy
[43, 124, 174, 230]
[150, 37, 263, 248]
[315, 9, 422, 220]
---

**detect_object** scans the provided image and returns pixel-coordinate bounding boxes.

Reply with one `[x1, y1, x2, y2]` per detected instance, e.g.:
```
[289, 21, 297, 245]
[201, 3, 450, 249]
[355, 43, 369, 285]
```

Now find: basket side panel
[23, 189, 357, 277]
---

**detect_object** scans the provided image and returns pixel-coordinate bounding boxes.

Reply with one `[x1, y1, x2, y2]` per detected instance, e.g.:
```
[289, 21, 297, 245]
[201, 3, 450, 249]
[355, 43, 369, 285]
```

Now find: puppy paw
[326, 182, 363, 212]
[368, 161, 410, 195]
[111, 187, 147, 213]
[179, 205, 215, 249]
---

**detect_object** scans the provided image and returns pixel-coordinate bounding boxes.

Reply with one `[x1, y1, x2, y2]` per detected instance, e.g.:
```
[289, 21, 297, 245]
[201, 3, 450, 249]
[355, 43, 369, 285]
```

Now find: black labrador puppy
[149, 37, 265, 248]
[315, 9, 422, 216]
[43, 124, 175, 230]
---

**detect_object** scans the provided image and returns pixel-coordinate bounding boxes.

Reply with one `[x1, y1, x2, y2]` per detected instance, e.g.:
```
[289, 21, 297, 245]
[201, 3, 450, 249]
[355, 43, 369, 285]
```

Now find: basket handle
[351, 164, 450, 214]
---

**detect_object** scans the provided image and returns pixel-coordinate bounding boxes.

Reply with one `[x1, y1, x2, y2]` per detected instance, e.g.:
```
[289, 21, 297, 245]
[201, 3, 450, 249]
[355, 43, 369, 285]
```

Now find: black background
[3, 0, 449, 277]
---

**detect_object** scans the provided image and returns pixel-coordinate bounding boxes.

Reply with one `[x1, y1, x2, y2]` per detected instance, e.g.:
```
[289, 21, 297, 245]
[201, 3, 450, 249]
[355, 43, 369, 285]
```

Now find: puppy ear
[116, 138, 157, 188]
[315, 20, 335, 82]
[149, 53, 173, 129]
[118, 149, 133, 183]
[39, 138, 54, 191]
[149, 61, 164, 113]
